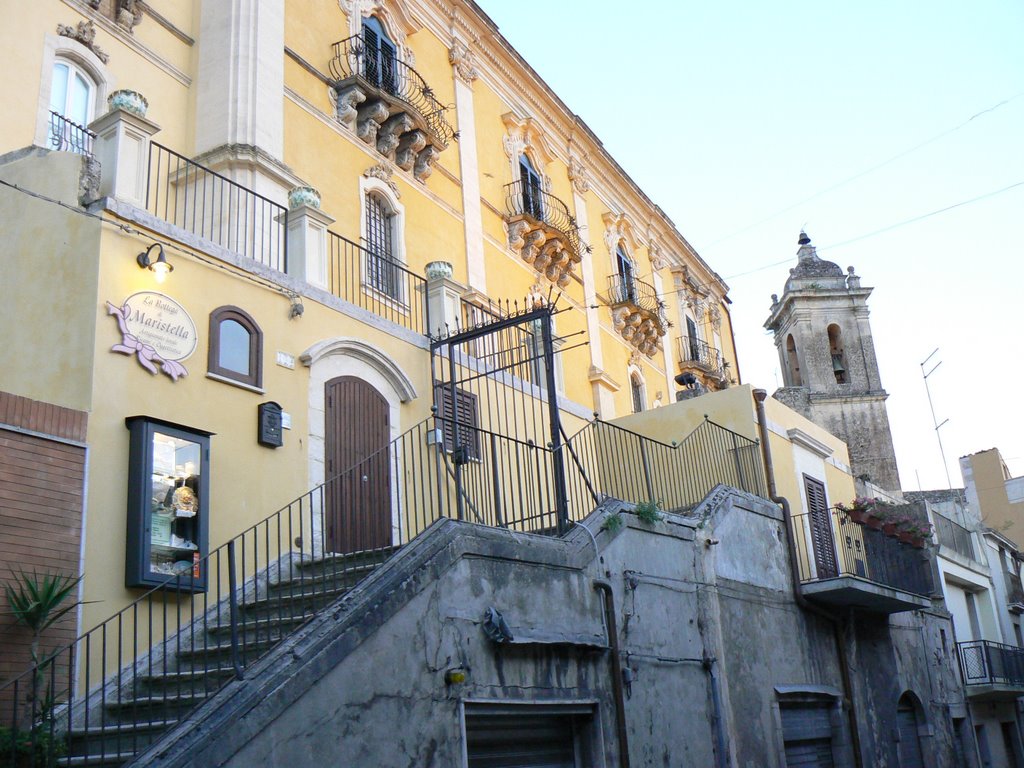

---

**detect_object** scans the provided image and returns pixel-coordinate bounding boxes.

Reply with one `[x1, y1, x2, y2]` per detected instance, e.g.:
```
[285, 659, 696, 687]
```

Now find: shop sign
[106, 292, 197, 381]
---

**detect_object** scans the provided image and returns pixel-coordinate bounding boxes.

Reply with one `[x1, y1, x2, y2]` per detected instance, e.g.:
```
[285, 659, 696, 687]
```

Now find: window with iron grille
[434, 384, 481, 461]
[365, 192, 401, 300]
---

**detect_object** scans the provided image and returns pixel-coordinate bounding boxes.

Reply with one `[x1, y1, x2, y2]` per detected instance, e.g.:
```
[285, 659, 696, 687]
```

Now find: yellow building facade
[1, 0, 738, 644]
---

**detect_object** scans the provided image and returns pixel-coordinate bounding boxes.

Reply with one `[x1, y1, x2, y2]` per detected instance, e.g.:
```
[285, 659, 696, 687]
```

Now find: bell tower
[765, 231, 901, 492]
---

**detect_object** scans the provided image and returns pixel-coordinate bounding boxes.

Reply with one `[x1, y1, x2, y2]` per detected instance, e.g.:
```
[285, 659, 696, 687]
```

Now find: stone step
[66, 718, 177, 758]
[103, 692, 209, 719]
[135, 666, 237, 697]
[57, 751, 135, 767]
[295, 546, 398, 578]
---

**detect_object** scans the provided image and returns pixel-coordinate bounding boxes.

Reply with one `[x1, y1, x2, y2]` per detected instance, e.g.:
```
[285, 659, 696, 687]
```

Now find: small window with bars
[364, 192, 402, 301]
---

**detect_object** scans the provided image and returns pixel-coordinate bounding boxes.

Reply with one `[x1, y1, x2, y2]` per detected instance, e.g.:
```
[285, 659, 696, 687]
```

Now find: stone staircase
[54, 547, 397, 767]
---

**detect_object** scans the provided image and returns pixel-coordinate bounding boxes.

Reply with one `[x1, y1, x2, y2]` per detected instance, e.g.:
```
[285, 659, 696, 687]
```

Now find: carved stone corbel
[356, 100, 389, 145]
[413, 145, 440, 181]
[377, 113, 416, 156]
[520, 229, 546, 263]
[395, 130, 427, 171]
[336, 85, 366, 129]
[508, 219, 530, 252]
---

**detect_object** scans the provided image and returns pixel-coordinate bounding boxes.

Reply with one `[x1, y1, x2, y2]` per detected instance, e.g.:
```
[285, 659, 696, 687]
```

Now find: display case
[125, 417, 212, 592]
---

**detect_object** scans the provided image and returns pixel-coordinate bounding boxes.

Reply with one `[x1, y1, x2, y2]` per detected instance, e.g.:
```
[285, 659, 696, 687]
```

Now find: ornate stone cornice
[57, 20, 109, 63]
[568, 154, 590, 194]
[363, 161, 401, 197]
[448, 39, 478, 84]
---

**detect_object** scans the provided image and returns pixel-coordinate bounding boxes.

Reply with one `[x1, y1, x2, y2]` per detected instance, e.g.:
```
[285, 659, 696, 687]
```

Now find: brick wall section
[0, 391, 87, 696]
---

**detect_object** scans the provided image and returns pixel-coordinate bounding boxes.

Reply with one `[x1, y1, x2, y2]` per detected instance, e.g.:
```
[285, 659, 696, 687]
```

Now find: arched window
[208, 306, 263, 389]
[365, 191, 401, 300]
[630, 373, 645, 414]
[827, 324, 847, 384]
[362, 16, 397, 93]
[519, 154, 544, 219]
[49, 59, 96, 152]
[786, 334, 802, 386]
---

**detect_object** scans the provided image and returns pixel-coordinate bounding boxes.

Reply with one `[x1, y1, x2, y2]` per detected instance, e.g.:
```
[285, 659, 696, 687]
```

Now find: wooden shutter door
[804, 475, 838, 579]
[325, 377, 391, 554]
[781, 704, 835, 768]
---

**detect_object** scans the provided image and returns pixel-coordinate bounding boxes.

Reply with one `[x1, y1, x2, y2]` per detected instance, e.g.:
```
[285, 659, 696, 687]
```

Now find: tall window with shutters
[361, 16, 397, 94]
[519, 154, 544, 220]
[803, 475, 838, 579]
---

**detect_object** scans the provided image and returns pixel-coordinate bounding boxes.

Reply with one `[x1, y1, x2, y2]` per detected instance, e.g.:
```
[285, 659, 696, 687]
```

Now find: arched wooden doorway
[896, 693, 925, 768]
[325, 376, 391, 553]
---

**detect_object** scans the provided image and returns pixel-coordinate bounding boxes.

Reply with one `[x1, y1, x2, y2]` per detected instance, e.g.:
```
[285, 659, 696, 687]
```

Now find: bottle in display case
[125, 417, 212, 591]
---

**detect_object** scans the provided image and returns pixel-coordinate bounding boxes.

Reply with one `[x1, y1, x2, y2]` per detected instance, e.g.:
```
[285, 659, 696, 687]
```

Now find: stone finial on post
[89, 92, 160, 207]
[285, 187, 334, 290]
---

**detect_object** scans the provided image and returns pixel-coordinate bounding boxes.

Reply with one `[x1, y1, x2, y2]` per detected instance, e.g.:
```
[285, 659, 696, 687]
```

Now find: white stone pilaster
[89, 108, 160, 207]
[286, 205, 335, 290]
[650, 271, 675, 400]
[571, 186, 604, 371]
[452, 71, 486, 293]
[195, 0, 284, 159]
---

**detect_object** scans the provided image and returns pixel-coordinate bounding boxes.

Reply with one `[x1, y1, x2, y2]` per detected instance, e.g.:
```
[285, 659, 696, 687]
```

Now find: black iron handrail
[562, 417, 766, 516]
[958, 639, 1024, 687]
[677, 335, 724, 378]
[790, 506, 933, 597]
[503, 179, 582, 260]
[48, 111, 95, 157]
[146, 142, 288, 272]
[328, 34, 456, 147]
[326, 231, 428, 335]
[605, 274, 665, 321]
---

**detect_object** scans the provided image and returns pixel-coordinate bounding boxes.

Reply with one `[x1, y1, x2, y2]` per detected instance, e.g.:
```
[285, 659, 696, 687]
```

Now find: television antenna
[921, 348, 953, 489]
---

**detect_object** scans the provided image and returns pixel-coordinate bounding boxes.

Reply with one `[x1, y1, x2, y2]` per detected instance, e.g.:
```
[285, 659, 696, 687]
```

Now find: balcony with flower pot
[791, 500, 935, 613]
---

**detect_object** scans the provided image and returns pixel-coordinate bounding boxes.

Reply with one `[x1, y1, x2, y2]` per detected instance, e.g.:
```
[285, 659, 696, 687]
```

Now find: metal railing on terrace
[48, 111, 95, 157]
[606, 274, 665, 320]
[791, 506, 933, 597]
[958, 640, 1024, 688]
[146, 142, 289, 272]
[676, 335, 724, 377]
[328, 34, 456, 147]
[933, 513, 976, 561]
[0, 413, 767, 765]
[326, 231, 428, 335]
[503, 179, 583, 259]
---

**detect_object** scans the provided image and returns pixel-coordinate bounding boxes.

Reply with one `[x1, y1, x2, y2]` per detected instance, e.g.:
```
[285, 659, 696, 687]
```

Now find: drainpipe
[594, 581, 630, 768]
[753, 389, 863, 768]
[704, 657, 730, 768]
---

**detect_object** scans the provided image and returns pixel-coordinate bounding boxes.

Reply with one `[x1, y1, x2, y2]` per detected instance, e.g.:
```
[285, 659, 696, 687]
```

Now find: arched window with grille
[364, 191, 401, 301]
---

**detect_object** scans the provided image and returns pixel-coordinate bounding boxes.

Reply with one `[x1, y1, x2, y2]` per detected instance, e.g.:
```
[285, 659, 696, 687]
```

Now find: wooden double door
[325, 376, 391, 554]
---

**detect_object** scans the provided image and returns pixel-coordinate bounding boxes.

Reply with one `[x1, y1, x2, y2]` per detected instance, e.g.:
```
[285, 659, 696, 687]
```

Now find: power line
[705, 92, 1024, 249]
[724, 179, 1024, 279]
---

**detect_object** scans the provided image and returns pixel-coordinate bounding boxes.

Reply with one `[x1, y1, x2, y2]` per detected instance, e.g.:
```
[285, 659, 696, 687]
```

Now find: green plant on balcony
[601, 510, 624, 535]
[836, 497, 891, 529]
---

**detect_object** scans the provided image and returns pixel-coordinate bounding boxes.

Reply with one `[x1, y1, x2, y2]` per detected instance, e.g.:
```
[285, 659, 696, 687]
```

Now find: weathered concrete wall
[142, 491, 966, 768]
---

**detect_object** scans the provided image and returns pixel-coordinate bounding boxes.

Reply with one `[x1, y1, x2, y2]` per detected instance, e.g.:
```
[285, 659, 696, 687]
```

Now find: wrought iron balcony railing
[606, 274, 665, 319]
[958, 640, 1024, 689]
[791, 506, 933, 598]
[329, 34, 456, 147]
[933, 513, 976, 561]
[503, 179, 582, 259]
[48, 110, 96, 157]
[677, 335, 724, 378]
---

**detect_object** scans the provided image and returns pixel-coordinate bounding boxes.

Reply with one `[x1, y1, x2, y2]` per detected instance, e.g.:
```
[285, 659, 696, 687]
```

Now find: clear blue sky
[479, 0, 1024, 491]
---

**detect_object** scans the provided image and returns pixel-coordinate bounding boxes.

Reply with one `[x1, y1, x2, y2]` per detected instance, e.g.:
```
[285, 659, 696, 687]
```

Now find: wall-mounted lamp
[137, 243, 173, 283]
[288, 294, 304, 319]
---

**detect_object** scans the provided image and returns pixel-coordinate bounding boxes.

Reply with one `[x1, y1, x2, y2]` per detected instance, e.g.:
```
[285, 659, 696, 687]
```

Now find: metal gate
[430, 295, 580, 534]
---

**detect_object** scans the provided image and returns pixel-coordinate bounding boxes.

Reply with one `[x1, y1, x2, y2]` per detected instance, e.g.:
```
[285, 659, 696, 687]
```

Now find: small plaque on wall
[258, 402, 283, 448]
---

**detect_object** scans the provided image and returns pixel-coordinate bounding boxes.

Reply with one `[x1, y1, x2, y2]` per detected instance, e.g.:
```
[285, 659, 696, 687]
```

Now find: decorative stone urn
[107, 89, 148, 118]
[288, 186, 321, 210]
[425, 261, 454, 280]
